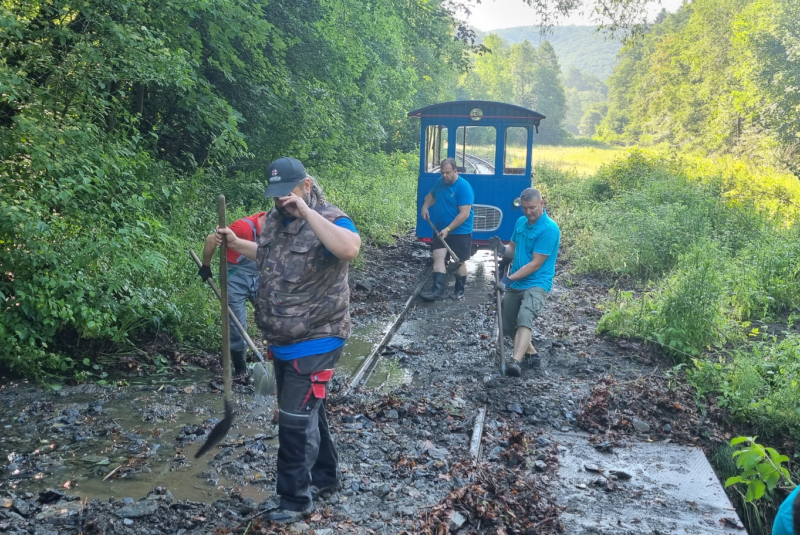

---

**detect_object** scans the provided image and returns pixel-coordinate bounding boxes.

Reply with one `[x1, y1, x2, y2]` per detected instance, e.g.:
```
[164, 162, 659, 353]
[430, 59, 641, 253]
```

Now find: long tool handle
[494, 245, 506, 376]
[426, 218, 461, 263]
[189, 250, 266, 363]
[218, 196, 232, 405]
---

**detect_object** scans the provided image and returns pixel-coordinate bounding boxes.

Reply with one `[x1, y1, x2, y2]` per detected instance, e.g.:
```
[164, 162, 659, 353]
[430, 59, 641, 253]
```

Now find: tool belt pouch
[311, 369, 335, 398]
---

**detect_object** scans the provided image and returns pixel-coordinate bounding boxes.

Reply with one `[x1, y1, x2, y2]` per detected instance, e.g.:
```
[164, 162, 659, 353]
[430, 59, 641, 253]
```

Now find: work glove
[494, 275, 512, 292]
[489, 235, 506, 255]
[198, 264, 213, 282]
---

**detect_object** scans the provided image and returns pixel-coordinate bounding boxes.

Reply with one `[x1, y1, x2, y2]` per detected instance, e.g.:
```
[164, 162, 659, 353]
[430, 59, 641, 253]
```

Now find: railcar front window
[455, 126, 496, 175]
[425, 125, 448, 172]
[504, 127, 528, 175]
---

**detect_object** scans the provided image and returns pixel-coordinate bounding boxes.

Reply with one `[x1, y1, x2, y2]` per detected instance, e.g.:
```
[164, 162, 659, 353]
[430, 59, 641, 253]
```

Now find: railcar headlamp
[513, 197, 521, 207]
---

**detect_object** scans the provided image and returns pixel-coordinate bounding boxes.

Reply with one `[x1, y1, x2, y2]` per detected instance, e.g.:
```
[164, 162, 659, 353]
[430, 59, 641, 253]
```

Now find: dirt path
[0, 235, 740, 534]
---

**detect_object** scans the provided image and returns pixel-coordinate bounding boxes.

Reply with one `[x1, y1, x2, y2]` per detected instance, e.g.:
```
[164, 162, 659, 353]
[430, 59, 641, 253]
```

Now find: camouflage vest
[255, 194, 352, 346]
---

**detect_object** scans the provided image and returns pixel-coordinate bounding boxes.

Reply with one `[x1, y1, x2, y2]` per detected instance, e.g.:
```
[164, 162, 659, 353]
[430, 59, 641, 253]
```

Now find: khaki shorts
[501, 286, 548, 335]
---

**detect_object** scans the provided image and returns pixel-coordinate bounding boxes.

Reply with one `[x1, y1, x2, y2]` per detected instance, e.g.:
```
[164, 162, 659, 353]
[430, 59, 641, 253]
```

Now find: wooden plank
[470, 406, 487, 461]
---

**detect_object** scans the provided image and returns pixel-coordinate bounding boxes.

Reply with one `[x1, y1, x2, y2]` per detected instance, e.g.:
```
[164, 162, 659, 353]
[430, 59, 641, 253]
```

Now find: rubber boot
[453, 275, 466, 300]
[232, 349, 248, 376]
[420, 272, 447, 302]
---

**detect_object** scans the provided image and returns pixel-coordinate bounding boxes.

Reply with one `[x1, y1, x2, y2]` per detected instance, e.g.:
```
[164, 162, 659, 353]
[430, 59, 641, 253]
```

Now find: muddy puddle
[339, 323, 414, 389]
[0, 375, 278, 504]
[0, 317, 421, 505]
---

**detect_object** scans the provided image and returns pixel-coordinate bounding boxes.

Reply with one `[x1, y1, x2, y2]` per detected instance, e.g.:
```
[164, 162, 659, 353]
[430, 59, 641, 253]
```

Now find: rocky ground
[0, 234, 746, 534]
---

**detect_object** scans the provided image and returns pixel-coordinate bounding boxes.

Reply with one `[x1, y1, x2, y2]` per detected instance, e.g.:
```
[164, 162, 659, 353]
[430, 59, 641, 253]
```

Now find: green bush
[598, 242, 732, 358]
[539, 148, 800, 437]
[728, 234, 800, 320]
[688, 335, 800, 438]
[321, 152, 417, 245]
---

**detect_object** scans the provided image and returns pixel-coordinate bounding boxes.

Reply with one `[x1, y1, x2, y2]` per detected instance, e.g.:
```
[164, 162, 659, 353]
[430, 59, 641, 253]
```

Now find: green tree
[527, 41, 567, 143]
[734, 0, 800, 172]
[0, 0, 472, 379]
[458, 37, 567, 143]
[459, 34, 514, 102]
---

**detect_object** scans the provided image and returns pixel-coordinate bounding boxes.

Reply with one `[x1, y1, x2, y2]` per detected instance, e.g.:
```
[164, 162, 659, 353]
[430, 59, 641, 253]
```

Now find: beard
[276, 190, 310, 219]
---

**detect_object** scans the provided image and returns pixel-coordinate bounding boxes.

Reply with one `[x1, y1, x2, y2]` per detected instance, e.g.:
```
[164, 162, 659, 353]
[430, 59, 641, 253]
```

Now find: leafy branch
[725, 436, 795, 503]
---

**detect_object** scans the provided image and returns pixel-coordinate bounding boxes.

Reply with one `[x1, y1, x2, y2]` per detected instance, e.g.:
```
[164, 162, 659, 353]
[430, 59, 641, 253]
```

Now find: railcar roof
[407, 100, 546, 121]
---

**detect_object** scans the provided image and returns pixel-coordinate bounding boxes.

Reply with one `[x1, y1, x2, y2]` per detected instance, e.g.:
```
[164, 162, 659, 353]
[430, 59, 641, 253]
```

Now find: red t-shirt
[226, 212, 265, 264]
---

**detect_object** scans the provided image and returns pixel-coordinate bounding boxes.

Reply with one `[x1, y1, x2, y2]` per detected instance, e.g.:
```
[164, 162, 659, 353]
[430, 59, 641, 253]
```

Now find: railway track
[344, 270, 431, 394]
[462, 153, 495, 174]
[344, 253, 497, 461]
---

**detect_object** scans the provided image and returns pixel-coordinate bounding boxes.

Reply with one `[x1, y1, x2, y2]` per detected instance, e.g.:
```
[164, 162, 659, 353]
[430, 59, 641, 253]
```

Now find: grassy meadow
[533, 144, 628, 176]
[459, 142, 629, 176]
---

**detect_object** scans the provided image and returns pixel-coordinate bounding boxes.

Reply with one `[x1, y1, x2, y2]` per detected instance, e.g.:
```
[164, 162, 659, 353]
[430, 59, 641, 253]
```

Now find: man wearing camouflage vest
[217, 157, 361, 523]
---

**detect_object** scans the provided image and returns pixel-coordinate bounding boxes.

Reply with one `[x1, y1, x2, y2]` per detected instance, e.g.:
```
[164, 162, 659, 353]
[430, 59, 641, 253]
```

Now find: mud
[0, 233, 747, 534]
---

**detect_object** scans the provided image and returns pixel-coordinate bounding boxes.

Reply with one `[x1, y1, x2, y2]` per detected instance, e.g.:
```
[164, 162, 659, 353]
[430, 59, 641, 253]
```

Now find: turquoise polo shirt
[509, 211, 560, 292]
[772, 486, 799, 535]
[430, 177, 474, 234]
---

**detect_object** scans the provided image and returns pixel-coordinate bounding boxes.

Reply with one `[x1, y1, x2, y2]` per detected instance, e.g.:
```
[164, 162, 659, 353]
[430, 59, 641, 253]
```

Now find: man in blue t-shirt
[419, 158, 474, 301]
[490, 187, 560, 377]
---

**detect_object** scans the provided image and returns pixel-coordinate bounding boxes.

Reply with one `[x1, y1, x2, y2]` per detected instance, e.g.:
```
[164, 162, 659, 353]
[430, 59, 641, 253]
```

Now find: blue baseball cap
[264, 157, 307, 198]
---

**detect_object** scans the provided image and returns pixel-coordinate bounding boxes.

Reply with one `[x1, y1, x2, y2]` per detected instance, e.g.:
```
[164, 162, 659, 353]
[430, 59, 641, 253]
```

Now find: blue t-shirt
[430, 177, 474, 234]
[283, 217, 358, 257]
[509, 211, 560, 292]
[271, 217, 357, 360]
[773, 486, 799, 535]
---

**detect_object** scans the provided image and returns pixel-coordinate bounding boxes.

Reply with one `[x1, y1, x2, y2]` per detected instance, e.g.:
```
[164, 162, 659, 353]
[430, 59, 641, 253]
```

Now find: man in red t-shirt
[199, 212, 266, 375]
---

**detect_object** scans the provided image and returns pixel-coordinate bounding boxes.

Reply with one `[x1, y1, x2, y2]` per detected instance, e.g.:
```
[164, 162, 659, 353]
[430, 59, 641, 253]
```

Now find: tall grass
[534, 144, 628, 176]
[453, 142, 628, 176]
[537, 149, 800, 438]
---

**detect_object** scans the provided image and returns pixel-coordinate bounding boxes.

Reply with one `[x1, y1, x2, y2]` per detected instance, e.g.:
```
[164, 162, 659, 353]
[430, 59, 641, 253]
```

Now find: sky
[460, 0, 686, 31]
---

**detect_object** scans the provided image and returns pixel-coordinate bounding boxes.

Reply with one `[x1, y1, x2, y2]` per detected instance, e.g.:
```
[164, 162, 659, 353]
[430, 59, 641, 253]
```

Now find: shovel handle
[218, 196, 232, 404]
[493, 245, 506, 376]
[189, 250, 266, 363]
[426, 218, 461, 263]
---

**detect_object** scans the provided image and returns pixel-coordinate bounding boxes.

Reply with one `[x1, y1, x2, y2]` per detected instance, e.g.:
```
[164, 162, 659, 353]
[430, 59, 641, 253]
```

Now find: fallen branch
[103, 465, 123, 481]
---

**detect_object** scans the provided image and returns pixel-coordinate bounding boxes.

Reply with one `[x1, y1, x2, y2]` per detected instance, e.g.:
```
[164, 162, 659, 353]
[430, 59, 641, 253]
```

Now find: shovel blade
[446, 261, 463, 274]
[195, 399, 234, 458]
[253, 362, 277, 397]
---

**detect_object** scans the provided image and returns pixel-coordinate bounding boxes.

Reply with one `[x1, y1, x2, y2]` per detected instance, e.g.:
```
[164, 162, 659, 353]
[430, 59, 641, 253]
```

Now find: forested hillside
[477, 25, 622, 80]
[456, 36, 568, 143]
[597, 0, 800, 172]
[0, 0, 472, 378]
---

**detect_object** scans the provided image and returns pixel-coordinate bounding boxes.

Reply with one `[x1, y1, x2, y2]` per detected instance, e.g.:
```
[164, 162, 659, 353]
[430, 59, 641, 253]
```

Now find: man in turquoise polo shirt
[772, 485, 800, 535]
[490, 187, 560, 377]
[420, 157, 474, 301]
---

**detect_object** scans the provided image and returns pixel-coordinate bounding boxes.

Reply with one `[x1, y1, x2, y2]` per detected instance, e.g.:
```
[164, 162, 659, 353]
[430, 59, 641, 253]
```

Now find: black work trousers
[272, 346, 341, 511]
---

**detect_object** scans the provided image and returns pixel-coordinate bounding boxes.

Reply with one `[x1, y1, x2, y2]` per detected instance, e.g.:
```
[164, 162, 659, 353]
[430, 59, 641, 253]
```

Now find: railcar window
[455, 126, 496, 175]
[424, 125, 448, 172]
[504, 127, 528, 175]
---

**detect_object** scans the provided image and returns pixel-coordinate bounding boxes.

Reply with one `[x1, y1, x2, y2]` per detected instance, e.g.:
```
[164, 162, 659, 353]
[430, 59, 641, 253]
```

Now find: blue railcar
[407, 100, 545, 247]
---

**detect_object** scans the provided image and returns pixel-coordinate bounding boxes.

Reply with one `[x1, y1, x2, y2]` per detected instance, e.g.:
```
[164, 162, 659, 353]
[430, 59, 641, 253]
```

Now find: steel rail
[344, 269, 431, 394]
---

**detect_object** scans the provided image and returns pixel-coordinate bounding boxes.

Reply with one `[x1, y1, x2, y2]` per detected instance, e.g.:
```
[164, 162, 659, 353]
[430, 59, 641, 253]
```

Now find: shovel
[189, 250, 276, 398]
[426, 218, 464, 274]
[195, 195, 235, 459]
[493, 244, 507, 377]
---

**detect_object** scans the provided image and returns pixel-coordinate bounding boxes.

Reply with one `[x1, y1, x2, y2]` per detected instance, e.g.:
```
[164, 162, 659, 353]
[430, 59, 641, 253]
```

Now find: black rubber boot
[420, 272, 447, 302]
[453, 275, 466, 300]
[232, 349, 248, 376]
[505, 361, 521, 377]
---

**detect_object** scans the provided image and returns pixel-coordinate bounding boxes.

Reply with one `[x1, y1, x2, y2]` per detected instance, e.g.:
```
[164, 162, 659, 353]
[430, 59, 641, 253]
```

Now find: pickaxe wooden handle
[426, 218, 462, 264]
